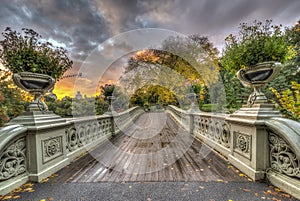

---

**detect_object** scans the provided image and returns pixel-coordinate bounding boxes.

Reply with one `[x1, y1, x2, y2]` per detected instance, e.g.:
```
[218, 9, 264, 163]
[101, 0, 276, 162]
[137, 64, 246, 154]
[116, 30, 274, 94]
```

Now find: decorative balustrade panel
[0, 137, 26, 181]
[193, 115, 231, 149]
[66, 117, 112, 153]
[268, 130, 300, 179]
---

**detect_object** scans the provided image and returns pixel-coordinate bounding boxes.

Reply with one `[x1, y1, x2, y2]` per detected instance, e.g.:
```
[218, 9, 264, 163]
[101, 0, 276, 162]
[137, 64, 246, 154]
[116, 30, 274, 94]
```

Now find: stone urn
[237, 61, 282, 106]
[12, 72, 56, 111]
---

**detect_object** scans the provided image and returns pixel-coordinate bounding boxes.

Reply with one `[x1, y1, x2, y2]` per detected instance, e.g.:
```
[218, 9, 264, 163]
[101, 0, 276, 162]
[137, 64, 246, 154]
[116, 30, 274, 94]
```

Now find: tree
[130, 85, 178, 108]
[0, 70, 29, 126]
[221, 20, 294, 74]
[270, 81, 300, 121]
[0, 27, 73, 80]
[100, 84, 115, 100]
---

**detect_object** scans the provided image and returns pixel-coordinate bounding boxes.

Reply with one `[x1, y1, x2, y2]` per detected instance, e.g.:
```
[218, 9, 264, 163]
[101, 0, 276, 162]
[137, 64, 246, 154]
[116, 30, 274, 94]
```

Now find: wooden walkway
[52, 113, 247, 183]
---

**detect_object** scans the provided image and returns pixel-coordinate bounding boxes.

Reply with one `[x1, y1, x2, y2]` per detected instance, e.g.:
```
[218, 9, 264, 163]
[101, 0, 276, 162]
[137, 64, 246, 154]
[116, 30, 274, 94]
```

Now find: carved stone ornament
[43, 136, 63, 163]
[236, 134, 250, 153]
[0, 138, 26, 181]
[269, 132, 300, 179]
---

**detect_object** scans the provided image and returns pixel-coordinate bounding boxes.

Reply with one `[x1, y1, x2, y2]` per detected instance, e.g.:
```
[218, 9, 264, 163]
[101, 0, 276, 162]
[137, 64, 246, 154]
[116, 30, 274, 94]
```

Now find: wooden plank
[53, 112, 248, 183]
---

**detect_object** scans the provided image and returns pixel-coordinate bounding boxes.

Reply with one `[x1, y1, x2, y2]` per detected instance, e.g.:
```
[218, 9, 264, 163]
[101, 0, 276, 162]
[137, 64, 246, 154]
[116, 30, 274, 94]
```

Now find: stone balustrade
[166, 105, 300, 199]
[0, 106, 144, 195]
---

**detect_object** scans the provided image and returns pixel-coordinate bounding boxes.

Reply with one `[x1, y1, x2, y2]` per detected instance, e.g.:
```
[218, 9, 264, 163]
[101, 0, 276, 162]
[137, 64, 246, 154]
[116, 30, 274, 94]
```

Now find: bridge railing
[0, 106, 144, 196]
[166, 105, 300, 199]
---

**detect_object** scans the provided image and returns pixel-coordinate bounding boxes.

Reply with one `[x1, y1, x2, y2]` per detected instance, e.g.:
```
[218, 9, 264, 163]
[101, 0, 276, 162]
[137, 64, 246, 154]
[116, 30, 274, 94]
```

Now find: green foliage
[0, 27, 73, 79]
[100, 84, 115, 100]
[125, 35, 220, 87]
[221, 20, 294, 73]
[270, 81, 300, 121]
[130, 85, 178, 107]
[45, 95, 109, 117]
[0, 70, 28, 126]
[0, 91, 9, 126]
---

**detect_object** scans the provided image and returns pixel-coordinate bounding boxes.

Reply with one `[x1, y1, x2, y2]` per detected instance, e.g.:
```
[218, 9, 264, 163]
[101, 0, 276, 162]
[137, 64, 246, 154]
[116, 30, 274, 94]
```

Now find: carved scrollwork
[269, 132, 300, 179]
[236, 134, 250, 153]
[66, 118, 113, 153]
[221, 123, 230, 148]
[0, 138, 26, 181]
[43, 136, 63, 163]
[45, 138, 60, 157]
[193, 115, 231, 149]
[66, 127, 77, 152]
[214, 122, 221, 142]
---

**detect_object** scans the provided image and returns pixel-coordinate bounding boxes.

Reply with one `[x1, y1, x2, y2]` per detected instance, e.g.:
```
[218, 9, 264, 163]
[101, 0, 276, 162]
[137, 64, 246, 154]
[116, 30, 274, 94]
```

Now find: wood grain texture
[52, 113, 248, 183]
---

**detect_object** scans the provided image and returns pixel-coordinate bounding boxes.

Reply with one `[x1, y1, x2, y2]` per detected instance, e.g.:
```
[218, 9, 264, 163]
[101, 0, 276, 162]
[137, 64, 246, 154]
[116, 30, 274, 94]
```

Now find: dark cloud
[0, 0, 299, 91]
[1, 0, 299, 56]
[0, 0, 111, 61]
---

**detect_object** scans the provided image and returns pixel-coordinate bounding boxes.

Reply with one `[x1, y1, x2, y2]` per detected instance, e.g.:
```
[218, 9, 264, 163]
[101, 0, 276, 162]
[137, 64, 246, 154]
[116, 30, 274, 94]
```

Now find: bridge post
[110, 115, 115, 136]
[6, 110, 71, 183]
[188, 112, 195, 136]
[226, 103, 281, 181]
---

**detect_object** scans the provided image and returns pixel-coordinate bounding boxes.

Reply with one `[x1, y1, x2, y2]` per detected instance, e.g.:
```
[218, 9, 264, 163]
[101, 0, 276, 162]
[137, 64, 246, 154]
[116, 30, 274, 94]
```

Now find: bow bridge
[0, 104, 300, 200]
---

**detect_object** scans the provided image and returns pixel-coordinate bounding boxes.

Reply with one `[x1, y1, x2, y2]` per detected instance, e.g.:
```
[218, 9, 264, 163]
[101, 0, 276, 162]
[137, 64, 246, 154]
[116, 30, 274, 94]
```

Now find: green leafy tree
[270, 82, 300, 121]
[0, 70, 29, 126]
[221, 20, 294, 74]
[130, 85, 178, 108]
[0, 27, 73, 79]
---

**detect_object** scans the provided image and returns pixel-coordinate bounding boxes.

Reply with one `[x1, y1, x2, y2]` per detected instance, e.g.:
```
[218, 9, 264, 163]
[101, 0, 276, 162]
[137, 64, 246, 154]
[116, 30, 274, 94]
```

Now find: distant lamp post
[237, 61, 282, 106]
[105, 95, 116, 114]
[185, 93, 199, 112]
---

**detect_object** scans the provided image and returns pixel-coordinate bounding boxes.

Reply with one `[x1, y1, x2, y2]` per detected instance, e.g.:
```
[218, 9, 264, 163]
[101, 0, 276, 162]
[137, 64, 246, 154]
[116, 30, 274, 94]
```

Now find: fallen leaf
[147, 198, 152, 201]
[2, 195, 12, 200]
[24, 188, 33, 191]
[48, 197, 54, 201]
[281, 194, 291, 198]
[199, 186, 205, 189]
[217, 179, 223, 182]
[239, 174, 245, 177]
[41, 178, 49, 183]
[40, 199, 46, 201]
[13, 195, 21, 199]
[23, 183, 34, 188]
[129, 186, 132, 189]
[11, 187, 23, 193]
[243, 189, 251, 192]
[274, 188, 282, 192]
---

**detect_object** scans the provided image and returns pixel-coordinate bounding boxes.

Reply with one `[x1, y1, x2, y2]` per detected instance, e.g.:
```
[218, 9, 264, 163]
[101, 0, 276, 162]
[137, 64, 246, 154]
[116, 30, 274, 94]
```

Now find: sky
[0, 0, 299, 99]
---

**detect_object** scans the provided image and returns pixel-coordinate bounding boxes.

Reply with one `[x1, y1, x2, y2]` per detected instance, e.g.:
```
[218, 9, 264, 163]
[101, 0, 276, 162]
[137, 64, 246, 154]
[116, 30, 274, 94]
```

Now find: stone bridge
[0, 104, 300, 200]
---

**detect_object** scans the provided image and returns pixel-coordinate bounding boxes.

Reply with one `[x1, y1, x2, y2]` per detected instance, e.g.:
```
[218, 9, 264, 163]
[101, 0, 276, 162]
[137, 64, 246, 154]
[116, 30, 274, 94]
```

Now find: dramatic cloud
[0, 0, 299, 97]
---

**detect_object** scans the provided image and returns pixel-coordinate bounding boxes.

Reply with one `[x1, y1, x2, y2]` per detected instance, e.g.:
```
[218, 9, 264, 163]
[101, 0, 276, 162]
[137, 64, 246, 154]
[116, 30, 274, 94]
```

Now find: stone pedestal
[227, 103, 281, 181]
[7, 111, 66, 127]
[7, 111, 69, 182]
